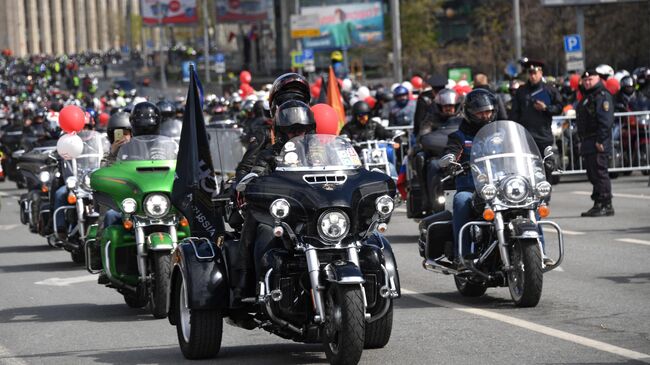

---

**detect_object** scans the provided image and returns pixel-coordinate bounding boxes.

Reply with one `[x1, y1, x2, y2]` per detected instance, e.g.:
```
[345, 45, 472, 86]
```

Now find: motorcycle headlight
[480, 184, 497, 201]
[143, 193, 170, 218]
[269, 198, 290, 219]
[317, 210, 350, 243]
[65, 176, 77, 189]
[535, 181, 552, 198]
[375, 195, 394, 217]
[121, 198, 137, 214]
[39, 171, 50, 183]
[502, 176, 530, 203]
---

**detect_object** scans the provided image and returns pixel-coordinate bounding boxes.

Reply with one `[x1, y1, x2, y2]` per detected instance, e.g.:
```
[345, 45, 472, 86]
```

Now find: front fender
[169, 238, 229, 318]
[324, 260, 365, 284]
[363, 232, 401, 298]
[508, 218, 540, 239]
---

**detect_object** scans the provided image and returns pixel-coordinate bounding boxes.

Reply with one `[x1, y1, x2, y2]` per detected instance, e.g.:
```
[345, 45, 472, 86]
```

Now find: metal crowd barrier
[552, 111, 650, 175]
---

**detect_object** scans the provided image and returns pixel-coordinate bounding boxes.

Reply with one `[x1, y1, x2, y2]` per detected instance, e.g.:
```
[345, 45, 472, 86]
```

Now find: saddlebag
[418, 210, 453, 260]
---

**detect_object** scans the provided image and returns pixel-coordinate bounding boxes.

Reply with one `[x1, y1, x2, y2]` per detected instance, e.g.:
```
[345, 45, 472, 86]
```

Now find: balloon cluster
[56, 105, 85, 160]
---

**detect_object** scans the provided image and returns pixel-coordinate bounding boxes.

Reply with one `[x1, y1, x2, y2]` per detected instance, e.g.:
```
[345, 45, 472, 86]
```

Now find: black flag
[171, 64, 223, 240]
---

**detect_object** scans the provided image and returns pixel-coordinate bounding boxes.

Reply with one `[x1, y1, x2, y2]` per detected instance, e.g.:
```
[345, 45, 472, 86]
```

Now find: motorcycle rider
[388, 85, 416, 127]
[157, 99, 182, 141]
[340, 100, 392, 143]
[232, 97, 315, 305]
[414, 74, 447, 137]
[615, 76, 648, 112]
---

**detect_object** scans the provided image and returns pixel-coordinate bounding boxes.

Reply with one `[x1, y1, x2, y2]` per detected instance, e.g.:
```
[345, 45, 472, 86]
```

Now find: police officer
[511, 59, 563, 158]
[576, 68, 615, 217]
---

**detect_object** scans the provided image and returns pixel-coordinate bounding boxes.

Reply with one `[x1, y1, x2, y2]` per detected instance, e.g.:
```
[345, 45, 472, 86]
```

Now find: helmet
[595, 64, 614, 80]
[130, 101, 161, 136]
[106, 111, 132, 144]
[393, 85, 409, 107]
[331, 50, 343, 62]
[156, 100, 176, 119]
[434, 89, 459, 118]
[273, 100, 316, 145]
[268, 73, 310, 117]
[620, 76, 635, 96]
[352, 101, 371, 124]
[462, 89, 497, 126]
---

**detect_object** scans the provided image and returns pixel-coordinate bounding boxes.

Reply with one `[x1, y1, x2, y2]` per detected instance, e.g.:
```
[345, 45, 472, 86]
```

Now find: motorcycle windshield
[276, 134, 362, 171]
[470, 120, 547, 191]
[74, 130, 109, 172]
[116, 135, 179, 161]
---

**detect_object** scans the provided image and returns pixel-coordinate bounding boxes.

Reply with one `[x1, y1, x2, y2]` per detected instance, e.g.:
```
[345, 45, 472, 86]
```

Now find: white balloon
[342, 78, 353, 92]
[357, 86, 370, 100]
[57, 133, 84, 160]
[390, 83, 400, 93]
[446, 79, 457, 89]
[401, 81, 413, 92]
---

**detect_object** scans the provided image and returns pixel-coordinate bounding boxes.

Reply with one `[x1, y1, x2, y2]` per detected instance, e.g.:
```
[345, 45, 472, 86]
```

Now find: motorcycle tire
[124, 293, 147, 308]
[508, 239, 543, 308]
[174, 274, 223, 359]
[364, 300, 393, 349]
[453, 275, 487, 297]
[70, 248, 85, 265]
[150, 252, 172, 319]
[323, 284, 365, 365]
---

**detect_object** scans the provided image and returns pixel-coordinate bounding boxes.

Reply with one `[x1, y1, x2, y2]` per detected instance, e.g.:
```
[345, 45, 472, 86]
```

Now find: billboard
[216, 0, 270, 22]
[541, 0, 645, 5]
[300, 2, 384, 50]
[141, 0, 198, 25]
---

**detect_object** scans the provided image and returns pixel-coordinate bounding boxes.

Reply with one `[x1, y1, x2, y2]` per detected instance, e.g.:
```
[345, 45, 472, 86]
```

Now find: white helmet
[595, 64, 614, 79]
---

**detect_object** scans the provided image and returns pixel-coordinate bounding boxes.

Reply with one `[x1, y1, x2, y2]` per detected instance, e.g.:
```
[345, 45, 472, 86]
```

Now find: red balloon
[310, 85, 321, 99]
[364, 96, 376, 109]
[315, 77, 323, 87]
[605, 77, 620, 95]
[311, 104, 339, 135]
[58, 105, 85, 133]
[411, 76, 423, 90]
[99, 112, 110, 126]
[240, 70, 252, 84]
[569, 74, 580, 91]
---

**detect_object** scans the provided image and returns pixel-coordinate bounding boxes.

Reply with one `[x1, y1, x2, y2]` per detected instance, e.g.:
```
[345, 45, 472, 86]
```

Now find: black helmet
[352, 101, 371, 119]
[107, 111, 132, 143]
[156, 100, 176, 119]
[273, 100, 316, 145]
[130, 101, 161, 136]
[268, 73, 310, 117]
[462, 89, 497, 126]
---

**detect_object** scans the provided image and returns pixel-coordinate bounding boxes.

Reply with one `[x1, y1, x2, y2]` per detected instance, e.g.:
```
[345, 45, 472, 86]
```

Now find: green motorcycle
[85, 135, 190, 318]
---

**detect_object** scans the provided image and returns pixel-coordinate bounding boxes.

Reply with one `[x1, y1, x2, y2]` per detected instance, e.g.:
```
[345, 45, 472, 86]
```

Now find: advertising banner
[141, 0, 198, 25]
[216, 0, 270, 22]
[300, 2, 384, 50]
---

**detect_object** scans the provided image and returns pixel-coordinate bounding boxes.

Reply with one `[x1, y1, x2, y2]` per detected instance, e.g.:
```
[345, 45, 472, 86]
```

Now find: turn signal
[123, 219, 133, 230]
[67, 193, 77, 204]
[483, 208, 495, 221]
[179, 217, 189, 227]
[41, 185, 49, 193]
[538, 205, 550, 218]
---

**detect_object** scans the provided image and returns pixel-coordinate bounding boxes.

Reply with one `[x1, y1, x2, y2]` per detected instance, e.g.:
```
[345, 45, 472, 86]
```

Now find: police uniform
[575, 70, 615, 216]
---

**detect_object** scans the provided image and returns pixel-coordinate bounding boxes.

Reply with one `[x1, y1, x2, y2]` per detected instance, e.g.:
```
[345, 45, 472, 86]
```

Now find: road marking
[0, 344, 29, 365]
[0, 224, 20, 231]
[543, 227, 585, 236]
[572, 191, 650, 200]
[35, 275, 96, 286]
[402, 288, 650, 362]
[616, 238, 650, 246]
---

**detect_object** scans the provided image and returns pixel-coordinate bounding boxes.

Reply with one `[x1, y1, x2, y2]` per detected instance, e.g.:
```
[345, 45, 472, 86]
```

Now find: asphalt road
[0, 174, 649, 365]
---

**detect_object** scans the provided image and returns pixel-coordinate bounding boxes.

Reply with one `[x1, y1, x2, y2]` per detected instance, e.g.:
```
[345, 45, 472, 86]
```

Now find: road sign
[565, 51, 584, 61]
[215, 53, 225, 74]
[290, 14, 321, 39]
[303, 49, 315, 72]
[564, 34, 582, 53]
[291, 51, 303, 68]
[566, 60, 585, 72]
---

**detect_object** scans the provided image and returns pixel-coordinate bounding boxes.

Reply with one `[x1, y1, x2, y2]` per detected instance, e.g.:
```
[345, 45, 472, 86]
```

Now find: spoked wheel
[454, 275, 487, 297]
[150, 252, 171, 319]
[323, 284, 365, 365]
[508, 239, 543, 307]
[174, 274, 223, 359]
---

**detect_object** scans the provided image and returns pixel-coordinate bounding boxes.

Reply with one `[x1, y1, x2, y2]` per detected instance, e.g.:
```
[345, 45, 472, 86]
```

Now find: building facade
[0, 0, 140, 57]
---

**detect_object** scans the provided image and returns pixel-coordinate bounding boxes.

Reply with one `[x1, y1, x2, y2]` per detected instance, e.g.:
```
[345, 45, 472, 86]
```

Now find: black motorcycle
[169, 134, 400, 364]
[17, 145, 58, 237]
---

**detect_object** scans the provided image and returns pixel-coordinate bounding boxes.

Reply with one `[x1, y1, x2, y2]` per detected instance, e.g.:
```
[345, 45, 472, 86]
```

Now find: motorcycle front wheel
[508, 239, 543, 307]
[174, 274, 223, 359]
[150, 252, 171, 319]
[323, 284, 365, 365]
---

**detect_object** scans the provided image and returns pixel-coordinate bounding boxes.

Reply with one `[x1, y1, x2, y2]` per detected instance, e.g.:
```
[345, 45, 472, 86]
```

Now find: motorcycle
[353, 134, 403, 180]
[168, 134, 400, 364]
[418, 120, 565, 307]
[16, 145, 58, 236]
[0, 122, 25, 187]
[52, 130, 109, 263]
[85, 135, 190, 318]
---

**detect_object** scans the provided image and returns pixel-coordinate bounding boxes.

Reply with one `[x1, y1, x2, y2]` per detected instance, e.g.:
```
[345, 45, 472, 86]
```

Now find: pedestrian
[576, 68, 615, 217]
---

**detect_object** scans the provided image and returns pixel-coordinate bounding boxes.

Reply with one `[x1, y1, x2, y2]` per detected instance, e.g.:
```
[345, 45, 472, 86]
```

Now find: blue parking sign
[563, 35, 582, 53]
[303, 49, 314, 61]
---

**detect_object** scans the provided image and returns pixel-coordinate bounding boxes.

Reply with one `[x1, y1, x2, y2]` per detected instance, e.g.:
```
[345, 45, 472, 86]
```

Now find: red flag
[326, 66, 346, 133]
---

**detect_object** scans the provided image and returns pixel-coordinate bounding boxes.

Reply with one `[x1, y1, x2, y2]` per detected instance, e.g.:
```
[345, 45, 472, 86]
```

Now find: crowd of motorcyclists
[2, 46, 650, 364]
